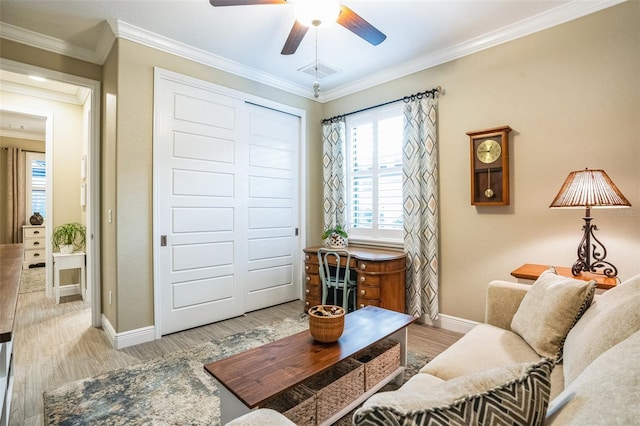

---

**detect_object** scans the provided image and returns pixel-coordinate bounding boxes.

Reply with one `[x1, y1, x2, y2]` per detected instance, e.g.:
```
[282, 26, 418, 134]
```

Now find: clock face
[476, 139, 501, 164]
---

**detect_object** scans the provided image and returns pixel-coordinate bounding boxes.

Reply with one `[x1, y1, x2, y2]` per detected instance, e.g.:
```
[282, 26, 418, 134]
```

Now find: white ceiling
[0, 0, 624, 101]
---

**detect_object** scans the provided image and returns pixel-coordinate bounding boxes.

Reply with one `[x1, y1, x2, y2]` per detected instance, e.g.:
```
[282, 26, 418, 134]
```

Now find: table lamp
[549, 168, 631, 278]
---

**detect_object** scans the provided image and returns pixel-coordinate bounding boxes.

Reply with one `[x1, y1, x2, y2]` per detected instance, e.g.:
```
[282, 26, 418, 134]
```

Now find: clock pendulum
[485, 168, 494, 198]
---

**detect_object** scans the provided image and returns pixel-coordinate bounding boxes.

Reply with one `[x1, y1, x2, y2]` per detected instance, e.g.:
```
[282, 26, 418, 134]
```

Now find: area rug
[19, 266, 46, 293]
[44, 317, 430, 425]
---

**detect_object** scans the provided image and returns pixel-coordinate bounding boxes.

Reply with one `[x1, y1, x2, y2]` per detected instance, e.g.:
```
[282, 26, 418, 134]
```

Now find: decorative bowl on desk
[308, 305, 345, 343]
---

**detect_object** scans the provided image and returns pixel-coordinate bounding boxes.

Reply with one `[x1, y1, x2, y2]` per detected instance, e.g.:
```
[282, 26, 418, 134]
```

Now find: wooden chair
[317, 248, 357, 312]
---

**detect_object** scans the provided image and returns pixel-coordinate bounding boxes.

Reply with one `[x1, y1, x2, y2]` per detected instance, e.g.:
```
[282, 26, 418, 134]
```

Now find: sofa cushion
[420, 323, 565, 400]
[546, 330, 640, 425]
[421, 324, 540, 378]
[511, 268, 596, 360]
[354, 358, 553, 426]
[562, 273, 640, 385]
[398, 372, 445, 393]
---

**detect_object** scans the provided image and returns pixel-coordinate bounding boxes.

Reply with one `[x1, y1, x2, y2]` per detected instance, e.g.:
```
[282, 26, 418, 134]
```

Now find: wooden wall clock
[466, 126, 512, 206]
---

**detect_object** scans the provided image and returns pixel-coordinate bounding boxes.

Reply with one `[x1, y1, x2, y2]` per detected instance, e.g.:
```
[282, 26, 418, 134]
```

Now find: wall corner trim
[101, 315, 155, 349]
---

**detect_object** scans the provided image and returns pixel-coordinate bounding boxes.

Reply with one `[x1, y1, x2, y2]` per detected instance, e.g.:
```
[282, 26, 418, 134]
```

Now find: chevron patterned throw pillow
[353, 358, 553, 426]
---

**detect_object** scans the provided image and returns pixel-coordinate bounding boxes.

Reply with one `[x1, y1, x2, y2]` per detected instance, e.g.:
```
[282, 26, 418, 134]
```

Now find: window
[26, 152, 46, 221]
[345, 104, 404, 245]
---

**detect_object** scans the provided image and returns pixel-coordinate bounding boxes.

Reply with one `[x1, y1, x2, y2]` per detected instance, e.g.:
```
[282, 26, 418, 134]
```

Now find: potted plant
[322, 224, 348, 248]
[52, 222, 86, 254]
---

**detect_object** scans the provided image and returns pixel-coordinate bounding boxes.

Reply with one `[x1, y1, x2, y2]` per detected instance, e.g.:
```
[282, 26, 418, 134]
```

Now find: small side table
[511, 263, 617, 290]
[52, 252, 86, 303]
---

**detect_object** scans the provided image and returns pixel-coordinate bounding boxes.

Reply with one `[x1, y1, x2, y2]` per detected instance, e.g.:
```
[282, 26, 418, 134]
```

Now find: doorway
[0, 59, 101, 327]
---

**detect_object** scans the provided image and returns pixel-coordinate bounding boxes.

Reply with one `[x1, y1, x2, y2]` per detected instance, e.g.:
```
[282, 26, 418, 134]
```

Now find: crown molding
[321, 0, 626, 101]
[0, 128, 44, 141]
[109, 20, 314, 99]
[0, 79, 88, 105]
[0, 0, 625, 103]
[94, 22, 117, 65]
[0, 22, 101, 64]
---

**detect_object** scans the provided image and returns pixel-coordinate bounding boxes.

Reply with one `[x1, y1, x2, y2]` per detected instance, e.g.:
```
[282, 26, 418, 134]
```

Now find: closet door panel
[244, 104, 300, 312]
[155, 76, 246, 335]
[155, 70, 302, 335]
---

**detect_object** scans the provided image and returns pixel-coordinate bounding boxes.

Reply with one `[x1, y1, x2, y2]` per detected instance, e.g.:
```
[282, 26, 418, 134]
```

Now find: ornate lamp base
[572, 208, 618, 278]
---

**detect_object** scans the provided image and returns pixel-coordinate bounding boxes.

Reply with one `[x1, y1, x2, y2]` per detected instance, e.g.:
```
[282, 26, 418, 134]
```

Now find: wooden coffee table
[204, 306, 416, 424]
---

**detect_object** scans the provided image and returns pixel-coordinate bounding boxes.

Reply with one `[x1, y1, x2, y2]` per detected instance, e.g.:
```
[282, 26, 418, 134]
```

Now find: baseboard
[423, 313, 479, 334]
[59, 284, 80, 297]
[101, 315, 156, 349]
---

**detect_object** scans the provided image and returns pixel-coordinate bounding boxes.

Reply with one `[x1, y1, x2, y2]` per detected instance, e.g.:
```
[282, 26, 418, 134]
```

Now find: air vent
[298, 61, 340, 80]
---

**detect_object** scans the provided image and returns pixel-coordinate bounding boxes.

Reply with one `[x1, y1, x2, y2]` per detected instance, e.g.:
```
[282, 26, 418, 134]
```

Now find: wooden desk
[303, 246, 406, 313]
[511, 263, 617, 290]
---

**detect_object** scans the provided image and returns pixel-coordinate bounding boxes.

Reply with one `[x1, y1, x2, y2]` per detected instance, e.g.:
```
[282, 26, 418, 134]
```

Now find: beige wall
[0, 92, 85, 240]
[0, 39, 102, 82]
[110, 39, 323, 332]
[325, 1, 640, 322]
[101, 42, 119, 327]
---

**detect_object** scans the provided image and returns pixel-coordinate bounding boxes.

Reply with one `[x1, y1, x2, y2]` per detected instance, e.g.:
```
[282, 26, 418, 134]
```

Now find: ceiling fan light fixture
[294, 0, 340, 28]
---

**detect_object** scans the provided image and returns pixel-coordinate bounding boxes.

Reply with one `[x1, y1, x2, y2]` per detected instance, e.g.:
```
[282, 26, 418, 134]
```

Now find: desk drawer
[357, 274, 380, 286]
[24, 238, 45, 250]
[24, 228, 45, 238]
[305, 284, 321, 298]
[358, 298, 381, 309]
[357, 285, 380, 300]
[25, 249, 46, 261]
[304, 263, 319, 275]
[357, 257, 405, 273]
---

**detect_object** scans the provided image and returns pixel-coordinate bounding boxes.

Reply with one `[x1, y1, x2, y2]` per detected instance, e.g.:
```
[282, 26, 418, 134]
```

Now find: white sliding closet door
[245, 104, 300, 311]
[154, 70, 300, 336]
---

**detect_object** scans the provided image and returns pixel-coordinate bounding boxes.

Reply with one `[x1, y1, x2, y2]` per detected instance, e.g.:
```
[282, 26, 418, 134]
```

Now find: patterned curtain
[5, 146, 27, 243]
[403, 96, 439, 320]
[321, 119, 347, 231]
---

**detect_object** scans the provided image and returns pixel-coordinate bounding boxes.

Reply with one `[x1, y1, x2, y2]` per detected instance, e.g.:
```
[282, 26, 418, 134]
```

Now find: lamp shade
[549, 169, 631, 209]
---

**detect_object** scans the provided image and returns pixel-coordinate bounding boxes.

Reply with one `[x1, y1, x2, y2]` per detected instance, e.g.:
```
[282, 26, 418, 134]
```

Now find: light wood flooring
[9, 289, 463, 426]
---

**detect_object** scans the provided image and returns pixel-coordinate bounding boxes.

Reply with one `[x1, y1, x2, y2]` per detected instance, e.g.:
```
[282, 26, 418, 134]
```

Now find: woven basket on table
[303, 357, 365, 423]
[261, 385, 316, 426]
[308, 305, 345, 343]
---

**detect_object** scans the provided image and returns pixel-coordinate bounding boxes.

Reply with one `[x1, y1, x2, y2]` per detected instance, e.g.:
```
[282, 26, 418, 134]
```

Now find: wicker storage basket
[261, 385, 316, 426]
[354, 339, 401, 390]
[303, 357, 364, 423]
[308, 305, 345, 343]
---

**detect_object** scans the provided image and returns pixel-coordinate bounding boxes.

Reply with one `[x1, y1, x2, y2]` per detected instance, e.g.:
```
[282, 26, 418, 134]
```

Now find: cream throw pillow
[510, 268, 596, 360]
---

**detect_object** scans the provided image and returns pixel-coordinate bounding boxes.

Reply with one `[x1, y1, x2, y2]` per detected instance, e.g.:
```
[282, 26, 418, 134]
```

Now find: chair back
[317, 248, 351, 290]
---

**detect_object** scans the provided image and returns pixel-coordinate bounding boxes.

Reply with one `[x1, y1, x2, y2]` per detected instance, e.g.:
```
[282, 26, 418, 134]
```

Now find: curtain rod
[1, 147, 44, 153]
[321, 86, 442, 124]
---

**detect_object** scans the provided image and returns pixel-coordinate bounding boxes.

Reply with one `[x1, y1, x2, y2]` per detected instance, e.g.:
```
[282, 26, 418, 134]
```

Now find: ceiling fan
[209, 0, 387, 55]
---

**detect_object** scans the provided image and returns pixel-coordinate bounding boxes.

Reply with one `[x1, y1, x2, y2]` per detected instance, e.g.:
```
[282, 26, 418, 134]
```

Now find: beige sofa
[354, 270, 640, 425]
[228, 270, 640, 425]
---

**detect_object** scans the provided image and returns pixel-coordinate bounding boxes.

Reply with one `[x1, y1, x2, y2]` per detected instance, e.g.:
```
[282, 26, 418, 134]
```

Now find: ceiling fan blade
[336, 4, 386, 46]
[281, 21, 309, 55]
[209, 0, 285, 6]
